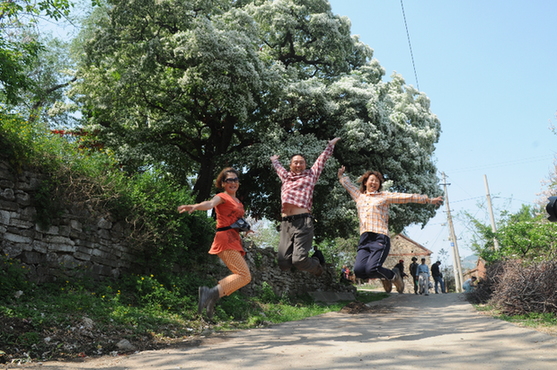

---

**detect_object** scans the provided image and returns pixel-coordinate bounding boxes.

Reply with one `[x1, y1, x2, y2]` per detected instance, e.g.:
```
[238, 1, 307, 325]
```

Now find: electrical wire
[400, 0, 420, 90]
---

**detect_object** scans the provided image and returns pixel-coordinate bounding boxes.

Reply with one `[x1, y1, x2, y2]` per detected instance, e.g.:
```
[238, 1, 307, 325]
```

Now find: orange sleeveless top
[208, 192, 246, 256]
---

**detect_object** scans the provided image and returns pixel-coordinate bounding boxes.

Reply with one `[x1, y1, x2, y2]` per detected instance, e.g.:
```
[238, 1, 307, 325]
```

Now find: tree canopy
[73, 0, 442, 240]
[468, 205, 557, 263]
[0, 0, 76, 105]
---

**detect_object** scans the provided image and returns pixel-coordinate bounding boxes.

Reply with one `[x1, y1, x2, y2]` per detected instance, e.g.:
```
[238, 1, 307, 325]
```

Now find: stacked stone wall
[0, 160, 354, 297]
[0, 161, 144, 282]
[241, 241, 355, 297]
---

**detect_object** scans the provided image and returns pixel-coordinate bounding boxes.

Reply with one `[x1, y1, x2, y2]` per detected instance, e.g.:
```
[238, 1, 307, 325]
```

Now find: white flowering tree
[74, 0, 441, 240]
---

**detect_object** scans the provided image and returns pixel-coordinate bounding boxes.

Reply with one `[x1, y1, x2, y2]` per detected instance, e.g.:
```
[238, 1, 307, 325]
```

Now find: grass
[474, 303, 557, 335]
[0, 277, 387, 364]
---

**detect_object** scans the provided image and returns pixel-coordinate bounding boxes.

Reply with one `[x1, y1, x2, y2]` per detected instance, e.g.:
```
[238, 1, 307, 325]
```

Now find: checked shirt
[272, 142, 335, 212]
[339, 176, 429, 236]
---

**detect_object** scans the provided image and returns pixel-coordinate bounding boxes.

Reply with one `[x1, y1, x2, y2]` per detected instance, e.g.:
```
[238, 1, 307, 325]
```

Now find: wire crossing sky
[328, 0, 557, 260]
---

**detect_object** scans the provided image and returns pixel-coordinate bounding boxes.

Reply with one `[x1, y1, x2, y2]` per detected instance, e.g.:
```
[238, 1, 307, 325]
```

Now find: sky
[328, 0, 557, 262]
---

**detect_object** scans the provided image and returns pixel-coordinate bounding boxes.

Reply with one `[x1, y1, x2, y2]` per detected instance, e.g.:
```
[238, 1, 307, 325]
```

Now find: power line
[400, 0, 420, 90]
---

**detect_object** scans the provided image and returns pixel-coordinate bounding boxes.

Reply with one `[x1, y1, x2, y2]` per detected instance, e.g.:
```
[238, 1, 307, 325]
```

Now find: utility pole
[442, 172, 464, 292]
[484, 175, 500, 250]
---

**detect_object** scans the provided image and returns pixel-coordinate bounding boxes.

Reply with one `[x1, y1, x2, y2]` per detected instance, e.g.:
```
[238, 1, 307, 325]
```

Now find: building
[357, 234, 432, 294]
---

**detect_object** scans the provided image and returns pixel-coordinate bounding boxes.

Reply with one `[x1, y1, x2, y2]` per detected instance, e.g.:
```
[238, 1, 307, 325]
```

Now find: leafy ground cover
[475, 303, 557, 336]
[0, 277, 387, 366]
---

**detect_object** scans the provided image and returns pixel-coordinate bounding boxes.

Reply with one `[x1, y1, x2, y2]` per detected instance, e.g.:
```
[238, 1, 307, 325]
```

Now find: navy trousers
[353, 232, 395, 280]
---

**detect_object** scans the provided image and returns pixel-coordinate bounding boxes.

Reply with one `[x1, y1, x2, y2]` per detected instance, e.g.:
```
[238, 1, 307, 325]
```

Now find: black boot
[199, 286, 220, 319]
[198, 286, 209, 314]
[312, 248, 326, 266]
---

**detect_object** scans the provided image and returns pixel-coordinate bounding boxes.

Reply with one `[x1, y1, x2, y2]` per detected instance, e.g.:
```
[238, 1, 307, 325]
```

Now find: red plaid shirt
[272, 142, 335, 212]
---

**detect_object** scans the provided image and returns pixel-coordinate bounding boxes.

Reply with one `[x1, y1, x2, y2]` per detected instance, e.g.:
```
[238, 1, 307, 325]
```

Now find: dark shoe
[198, 286, 209, 314]
[391, 268, 404, 294]
[199, 286, 220, 319]
[381, 279, 392, 293]
[205, 286, 220, 319]
[312, 249, 326, 266]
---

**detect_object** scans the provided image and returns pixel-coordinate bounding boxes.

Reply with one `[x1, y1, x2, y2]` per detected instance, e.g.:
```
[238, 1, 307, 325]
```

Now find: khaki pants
[418, 272, 429, 295]
[278, 216, 322, 275]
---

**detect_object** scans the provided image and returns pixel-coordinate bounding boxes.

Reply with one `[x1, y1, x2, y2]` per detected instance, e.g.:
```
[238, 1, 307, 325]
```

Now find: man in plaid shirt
[270, 137, 340, 276]
[338, 165, 443, 293]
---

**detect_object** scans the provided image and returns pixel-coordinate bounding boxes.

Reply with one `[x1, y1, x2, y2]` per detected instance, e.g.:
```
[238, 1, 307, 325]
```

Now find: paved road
[25, 293, 557, 370]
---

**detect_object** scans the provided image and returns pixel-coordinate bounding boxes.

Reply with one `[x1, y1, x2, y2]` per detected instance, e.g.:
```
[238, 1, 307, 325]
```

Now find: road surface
[23, 292, 557, 370]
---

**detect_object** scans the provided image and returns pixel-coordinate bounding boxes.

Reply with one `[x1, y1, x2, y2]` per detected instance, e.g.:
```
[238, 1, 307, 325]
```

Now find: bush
[466, 262, 504, 305]
[113, 170, 215, 276]
[2, 109, 216, 278]
[489, 260, 557, 315]
[468, 261, 557, 316]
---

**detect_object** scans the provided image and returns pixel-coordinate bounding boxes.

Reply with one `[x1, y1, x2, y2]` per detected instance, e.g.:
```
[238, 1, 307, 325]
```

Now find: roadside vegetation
[0, 262, 386, 364]
[0, 107, 388, 365]
[464, 205, 557, 331]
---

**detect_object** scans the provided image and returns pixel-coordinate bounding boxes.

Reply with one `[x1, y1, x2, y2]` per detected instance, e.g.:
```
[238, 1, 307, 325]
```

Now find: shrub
[469, 260, 557, 316]
[489, 260, 557, 315]
[2, 110, 215, 277]
[466, 262, 504, 305]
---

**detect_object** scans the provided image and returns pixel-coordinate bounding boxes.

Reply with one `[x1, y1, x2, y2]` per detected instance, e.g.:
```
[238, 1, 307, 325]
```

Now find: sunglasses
[223, 177, 239, 183]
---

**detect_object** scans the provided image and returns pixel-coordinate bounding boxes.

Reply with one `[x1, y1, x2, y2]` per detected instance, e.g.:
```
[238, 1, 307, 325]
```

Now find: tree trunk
[193, 157, 216, 203]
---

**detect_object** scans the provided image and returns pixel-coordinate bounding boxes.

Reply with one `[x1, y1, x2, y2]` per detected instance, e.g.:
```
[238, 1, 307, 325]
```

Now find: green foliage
[0, 36, 41, 105]
[110, 169, 215, 275]
[355, 290, 390, 303]
[497, 312, 557, 328]
[0, 256, 33, 299]
[258, 281, 280, 304]
[0, 273, 380, 361]
[0, 111, 44, 166]
[114, 274, 195, 313]
[314, 238, 343, 270]
[215, 292, 257, 321]
[467, 205, 557, 264]
[2, 107, 214, 273]
[16, 331, 40, 346]
[0, 0, 75, 105]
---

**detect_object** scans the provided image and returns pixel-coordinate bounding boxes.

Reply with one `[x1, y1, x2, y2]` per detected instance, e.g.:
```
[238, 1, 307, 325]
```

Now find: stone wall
[0, 161, 144, 282]
[0, 160, 354, 297]
[241, 241, 355, 297]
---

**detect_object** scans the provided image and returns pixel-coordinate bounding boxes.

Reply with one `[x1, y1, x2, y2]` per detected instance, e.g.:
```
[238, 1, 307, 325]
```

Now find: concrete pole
[484, 174, 500, 250]
[442, 172, 464, 292]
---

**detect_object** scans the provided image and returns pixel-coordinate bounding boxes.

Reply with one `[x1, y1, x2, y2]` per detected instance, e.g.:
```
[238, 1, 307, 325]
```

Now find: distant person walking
[417, 258, 430, 296]
[338, 166, 443, 294]
[177, 168, 252, 319]
[431, 260, 445, 294]
[270, 137, 340, 277]
[409, 257, 419, 295]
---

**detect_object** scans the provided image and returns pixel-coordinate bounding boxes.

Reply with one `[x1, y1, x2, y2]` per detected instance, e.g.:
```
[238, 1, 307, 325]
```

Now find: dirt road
[23, 292, 557, 370]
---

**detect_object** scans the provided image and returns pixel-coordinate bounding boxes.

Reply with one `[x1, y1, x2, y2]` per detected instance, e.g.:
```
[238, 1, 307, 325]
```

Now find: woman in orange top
[177, 167, 251, 319]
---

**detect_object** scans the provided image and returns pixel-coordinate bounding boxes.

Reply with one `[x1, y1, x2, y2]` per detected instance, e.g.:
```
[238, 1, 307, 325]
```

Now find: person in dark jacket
[409, 257, 419, 295]
[393, 260, 408, 278]
[431, 261, 445, 294]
